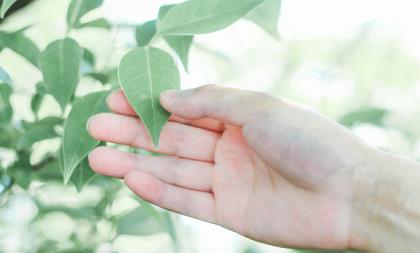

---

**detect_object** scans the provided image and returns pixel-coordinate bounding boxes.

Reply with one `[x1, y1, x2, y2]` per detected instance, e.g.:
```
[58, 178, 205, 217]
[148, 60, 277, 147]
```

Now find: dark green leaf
[7, 152, 32, 189]
[158, 5, 193, 71]
[245, 0, 281, 37]
[0, 82, 12, 122]
[67, 0, 103, 29]
[0, 123, 19, 148]
[340, 108, 388, 128]
[39, 38, 82, 111]
[118, 47, 180, 146]
[135, 20, 157, 47]
[82, 48, 95, 67]
[70, 157, 96, 192]
[0, 0, 17, 18]
[116, 204, 165, 236]
[31, 82, 46, 119]
[78, 18, 111, 30]
[158, 0, 265, 35]
[62, 91, 109, 184]
[17, 117, 63, 150]
[0, 31, 41, 67]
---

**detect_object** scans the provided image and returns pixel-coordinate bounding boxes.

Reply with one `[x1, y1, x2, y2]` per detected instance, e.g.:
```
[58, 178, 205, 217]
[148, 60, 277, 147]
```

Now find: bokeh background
[1, 0, 420, 252]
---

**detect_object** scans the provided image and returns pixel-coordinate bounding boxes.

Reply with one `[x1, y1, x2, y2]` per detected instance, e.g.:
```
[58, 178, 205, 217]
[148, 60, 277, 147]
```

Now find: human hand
[87, 85, 373, 251]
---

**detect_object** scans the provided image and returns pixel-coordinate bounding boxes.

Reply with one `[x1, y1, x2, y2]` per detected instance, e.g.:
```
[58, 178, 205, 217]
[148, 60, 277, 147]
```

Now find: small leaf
[135, 20, 157, 47]
[158, 0, 265, 35]
[39, 38, 82, 111]
[85, 68, 118, 86]
[0, 82, 12, 123]
[62, 91, 109, 184]
[158, 5, 193, 71]
[116, 204, 165, 236]
[118, 47, 180, 146]
[70, 157, 96, 192]
[31, 82, 46, 119]
[339, 108, 388, 128]
[78, 18, 111, 30]
[82, 48, 95, 67]
[0, 0, 17, 19]
[0, 123, 19, 148]
[17, 117, 63, 150]
[0, 31, 41, 67]
[67, 0, 103, 29]
[245, 0, 281, 37]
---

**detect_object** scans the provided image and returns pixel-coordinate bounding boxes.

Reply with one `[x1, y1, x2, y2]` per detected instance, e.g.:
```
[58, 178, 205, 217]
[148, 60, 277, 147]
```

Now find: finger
[88, 146, 213, 192]
[160, 84, 283, 126]
[107, 90, 224, 132]
[124, 170, 216, 223]
[88, 113, 219, 162]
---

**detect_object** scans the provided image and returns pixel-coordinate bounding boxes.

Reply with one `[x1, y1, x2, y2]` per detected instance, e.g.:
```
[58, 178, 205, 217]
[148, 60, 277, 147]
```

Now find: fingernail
[160, 89, 179, 100]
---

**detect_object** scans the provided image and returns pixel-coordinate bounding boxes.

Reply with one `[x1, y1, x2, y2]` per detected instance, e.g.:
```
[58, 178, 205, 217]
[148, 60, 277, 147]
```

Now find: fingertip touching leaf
[157, 0, 265, 35]
[62, 91, 109, 184]
[0, 0, 17, 19]
[245, 0, 281, 37]
[135, 20, 157, 47]
[118, 47, 180, 147]
[39, 38, 82, 111]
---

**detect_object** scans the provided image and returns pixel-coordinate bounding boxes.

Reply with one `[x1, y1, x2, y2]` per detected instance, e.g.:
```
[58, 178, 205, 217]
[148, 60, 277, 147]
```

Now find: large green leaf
[118, 47, 180, 146]
[39, 38, 82, 111]
[158, 5, 193, 71]
[116, 204, 165, 236]
[157, 0, 265, 35]
[70, 157, 96, 192]
[0, 0, 17, 18]
[66, 0, 103, 29]
[62, 91, 109, 184]
[0, 82, 12, 123]
[16, 117, 63, 150]
[245, 0, 281, 37]
[135, 20, 157, 47]
[0, 31, 41, 67]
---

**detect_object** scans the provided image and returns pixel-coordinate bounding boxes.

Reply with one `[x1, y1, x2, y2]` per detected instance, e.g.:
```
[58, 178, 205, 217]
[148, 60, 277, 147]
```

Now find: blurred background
[1, 0, 420, 252]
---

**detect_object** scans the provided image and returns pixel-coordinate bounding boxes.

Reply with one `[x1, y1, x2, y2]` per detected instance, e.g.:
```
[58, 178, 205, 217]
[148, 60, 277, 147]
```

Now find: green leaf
[158, 0, 265, 35]
[0, 31, 41, 67]
[78, 18, 111, 30]
[0, 123, 19, 148]
[70, 157, 96, 192]
[339, 108, 388, 128]
[17, 117, 63, 150]
[158, 5, 193, 71]
[0, 0, 17, 18]
[39, 38, 82, 111]
[118, 47, 180, 146]
[31, 82, 46, 119]
[67, 0, 103, 29]
[116, 204, 165, 236]
[245, 0, 281, 37]
[135, 20, 157, 47]
[0, 82, 13, 122]
[82, 48, 95, 67]
[62, 91, 109, 184]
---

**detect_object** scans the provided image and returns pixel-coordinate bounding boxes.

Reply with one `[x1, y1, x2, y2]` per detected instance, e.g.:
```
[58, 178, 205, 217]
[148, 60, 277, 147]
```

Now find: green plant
[0, 0, 282, 251]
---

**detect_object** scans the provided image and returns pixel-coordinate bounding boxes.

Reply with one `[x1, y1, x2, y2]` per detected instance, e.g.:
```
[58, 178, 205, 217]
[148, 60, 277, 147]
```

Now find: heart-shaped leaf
[118, 47, 180, 146]
[158, 0, 265, 35]
[62, 91, 109, 184]
[39, 38, 82, 111]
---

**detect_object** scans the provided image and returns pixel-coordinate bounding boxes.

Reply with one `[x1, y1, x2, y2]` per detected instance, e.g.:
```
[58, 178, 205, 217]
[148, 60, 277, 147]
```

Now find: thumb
[160, 85, 281, 126]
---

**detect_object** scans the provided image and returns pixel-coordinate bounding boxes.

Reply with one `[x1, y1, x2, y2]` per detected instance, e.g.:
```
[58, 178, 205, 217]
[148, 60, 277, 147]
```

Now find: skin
[87, 85, 420, 252]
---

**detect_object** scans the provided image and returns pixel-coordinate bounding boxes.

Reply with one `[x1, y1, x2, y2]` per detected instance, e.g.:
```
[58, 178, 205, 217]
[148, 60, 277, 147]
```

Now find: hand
[87, 85, 372, 250]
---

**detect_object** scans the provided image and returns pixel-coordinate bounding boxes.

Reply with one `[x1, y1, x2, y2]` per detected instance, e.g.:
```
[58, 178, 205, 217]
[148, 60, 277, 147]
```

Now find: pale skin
[87, 85, 420, 252]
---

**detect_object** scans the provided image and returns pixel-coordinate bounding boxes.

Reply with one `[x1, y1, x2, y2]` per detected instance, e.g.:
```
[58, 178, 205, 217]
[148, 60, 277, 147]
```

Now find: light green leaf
[39, 38, 82, 111]
[0, 82, 12, 123]
[339, 108, 388, 128]
[158, 0, 265, 35]
[118, 47, 180, 146]
[17, 117, 63, 150]
[245, 0, 281, 37]
[70, 157, 96, 192]
[158, 5, 193, 71]
[78, 18, 111, 30]
[0, 31, 41, 67]
[0, 0, 17, 18]
[116, 204, 165, 236]
[135, 20, 157, 47]
[62, 91, 109, 184]
[67, 0, 103, 29]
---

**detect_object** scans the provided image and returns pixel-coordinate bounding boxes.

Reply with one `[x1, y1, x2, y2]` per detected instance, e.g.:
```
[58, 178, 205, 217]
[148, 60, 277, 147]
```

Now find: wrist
[350, 148, 420, 252]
